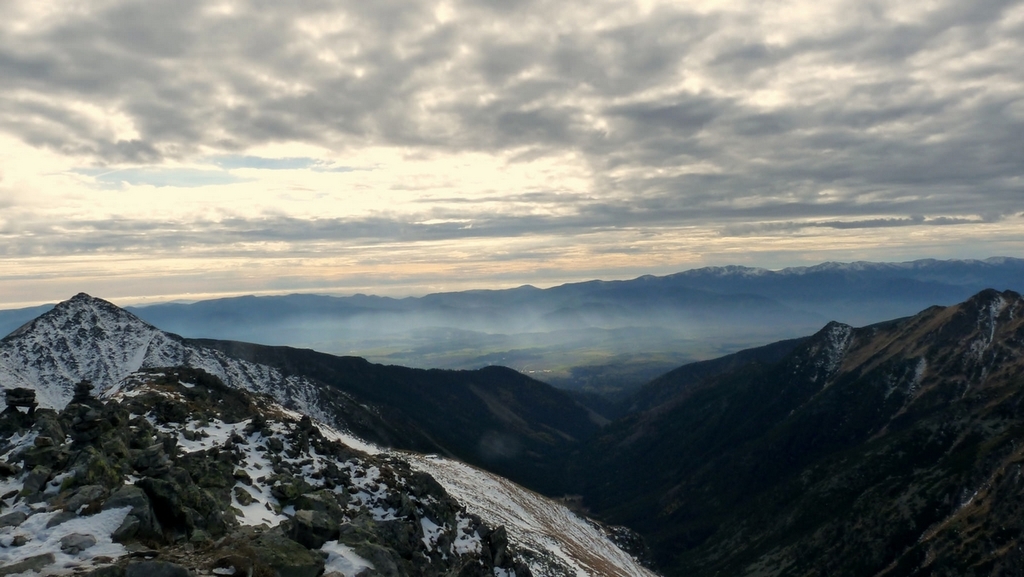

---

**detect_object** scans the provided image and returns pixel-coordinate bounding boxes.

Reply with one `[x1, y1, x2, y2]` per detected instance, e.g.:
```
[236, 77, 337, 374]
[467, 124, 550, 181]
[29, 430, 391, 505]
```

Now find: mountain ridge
[569, 288, 1024, 576]
[0, 293, 602, 495]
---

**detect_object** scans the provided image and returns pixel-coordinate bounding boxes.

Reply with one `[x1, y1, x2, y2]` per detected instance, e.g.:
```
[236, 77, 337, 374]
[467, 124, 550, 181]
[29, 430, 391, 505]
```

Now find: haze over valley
[5, 257, 1020, 397]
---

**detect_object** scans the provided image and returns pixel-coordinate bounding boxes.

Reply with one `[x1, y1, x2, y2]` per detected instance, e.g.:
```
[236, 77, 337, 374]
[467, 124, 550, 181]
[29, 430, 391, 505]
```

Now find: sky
[1, 0, 1022, 308]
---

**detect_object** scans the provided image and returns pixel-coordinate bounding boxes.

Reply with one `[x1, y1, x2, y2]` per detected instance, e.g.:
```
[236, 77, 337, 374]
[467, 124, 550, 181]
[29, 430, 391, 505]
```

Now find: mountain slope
[0, 294, 601, 496]
[0, 294, 384, 438]
[0, 367, 656, 577]
[571, 289, 1024, 576]
[190, 339, 601, 494]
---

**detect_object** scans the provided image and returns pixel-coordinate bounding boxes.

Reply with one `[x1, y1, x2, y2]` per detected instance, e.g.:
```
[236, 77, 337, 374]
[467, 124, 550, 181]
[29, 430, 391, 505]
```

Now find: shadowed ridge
[569, 289, 1024, 576]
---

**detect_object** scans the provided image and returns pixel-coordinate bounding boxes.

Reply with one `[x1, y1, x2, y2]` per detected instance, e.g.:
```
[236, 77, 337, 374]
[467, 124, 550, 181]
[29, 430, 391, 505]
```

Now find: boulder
[0, 553, 55, 576]
[0, 461, 20, 477]
[125, 561, 192, 577]
[22, 465, 51, 494]
[61, 532, 98, 554]
[291, 509, 340, 549]
[0, 510, 27, 528]
[103, 484, 162, 541]
[64, 484, 109, 513]
[46, 510, 79, 528]
[251, 528, 326, 577]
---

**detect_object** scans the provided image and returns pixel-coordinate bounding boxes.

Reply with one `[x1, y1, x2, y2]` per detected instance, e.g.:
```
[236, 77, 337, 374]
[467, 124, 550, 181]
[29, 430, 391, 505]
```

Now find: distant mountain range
[4, 257, 1020, 397]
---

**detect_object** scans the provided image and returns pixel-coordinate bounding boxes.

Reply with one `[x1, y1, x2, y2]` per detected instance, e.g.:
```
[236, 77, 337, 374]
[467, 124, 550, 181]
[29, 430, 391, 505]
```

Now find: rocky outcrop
[0, 367, 535, 576]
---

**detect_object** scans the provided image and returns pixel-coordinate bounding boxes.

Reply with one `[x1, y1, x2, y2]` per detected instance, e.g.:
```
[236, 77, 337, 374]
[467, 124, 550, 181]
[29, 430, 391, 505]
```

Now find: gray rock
[125, 561, 192, 577]
[251, 528, 326, 577]
[112, 514, 142, 542]
[61, 532, 98, 554]
[489, 525, 509, 567]
[85, 566, 125, 577]
[0, 553, 55, 576]
[47, 510, 79, 528]
[65, 484, 108, 513]
[291, 509, 340, 549]
[22, 465, 51, 494]
[350, 543, 401, 577]
[104, 485, 162, 541]
[212, 555, 253, 577]
[0, 461, 20, 477]
[0, 510, 27, 528]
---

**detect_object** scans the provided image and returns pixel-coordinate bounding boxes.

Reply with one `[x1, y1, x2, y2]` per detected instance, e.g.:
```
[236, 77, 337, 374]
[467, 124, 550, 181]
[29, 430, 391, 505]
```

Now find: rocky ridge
[0, 368, 533, 576]
[571, 289, 1024, 576]
[0, 365, 655, 576]
[0, 294, 372, 434]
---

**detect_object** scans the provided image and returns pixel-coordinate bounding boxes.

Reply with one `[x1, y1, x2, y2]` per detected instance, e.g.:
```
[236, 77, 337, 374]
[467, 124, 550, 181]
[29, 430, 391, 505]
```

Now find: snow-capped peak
[0, 294, 330, 422]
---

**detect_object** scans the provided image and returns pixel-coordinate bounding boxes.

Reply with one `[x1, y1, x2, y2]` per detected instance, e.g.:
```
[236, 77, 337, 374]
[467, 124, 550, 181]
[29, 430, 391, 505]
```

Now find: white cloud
[0, 0, 1022, 306]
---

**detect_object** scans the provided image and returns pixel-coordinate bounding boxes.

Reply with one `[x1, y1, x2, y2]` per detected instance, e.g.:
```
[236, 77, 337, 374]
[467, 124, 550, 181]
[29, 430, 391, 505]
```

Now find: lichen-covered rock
[103, 484, 162, 542]
[63, 484, 109, 513]
[292, 508, 340, 549]
[251, 527, 326, 577]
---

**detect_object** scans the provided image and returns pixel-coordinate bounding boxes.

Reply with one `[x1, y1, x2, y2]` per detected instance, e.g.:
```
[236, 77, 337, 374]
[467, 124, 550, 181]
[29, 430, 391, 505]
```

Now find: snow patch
[407, 454, 658, 577]
[322, 540, 376, 576]
[0, 506, 131, 574]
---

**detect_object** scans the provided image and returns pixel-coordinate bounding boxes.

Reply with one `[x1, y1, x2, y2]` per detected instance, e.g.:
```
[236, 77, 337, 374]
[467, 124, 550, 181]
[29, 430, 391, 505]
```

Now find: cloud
[0, 0, 1022, 305]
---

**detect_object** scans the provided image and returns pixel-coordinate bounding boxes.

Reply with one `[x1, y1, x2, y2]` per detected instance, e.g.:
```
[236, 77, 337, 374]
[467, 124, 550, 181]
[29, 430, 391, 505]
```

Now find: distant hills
[5, 257, 1019, 397]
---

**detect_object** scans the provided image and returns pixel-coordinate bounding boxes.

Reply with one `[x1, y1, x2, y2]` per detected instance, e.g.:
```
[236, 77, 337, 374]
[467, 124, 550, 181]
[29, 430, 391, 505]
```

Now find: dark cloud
[0, 0, 1021, 248]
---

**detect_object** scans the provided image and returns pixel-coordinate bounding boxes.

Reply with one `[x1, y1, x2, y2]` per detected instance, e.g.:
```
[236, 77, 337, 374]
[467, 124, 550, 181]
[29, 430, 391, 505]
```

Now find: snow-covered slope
[0, 293, 332, 422]
[0, 294, 658, 576]
[408, 454, 658, 577]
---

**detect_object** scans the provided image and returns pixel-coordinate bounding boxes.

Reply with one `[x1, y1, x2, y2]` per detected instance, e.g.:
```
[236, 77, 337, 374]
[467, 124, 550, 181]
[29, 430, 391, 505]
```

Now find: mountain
[570, 289, 1024, 576]
[8, 286, 1024, 576]
[3, 258, 1019, 398]
[658, 256, 1024, 324]
[0, 293, 383, 434]
[0, 367, 655, 577]
[0, 294, 601, 495]
[117, 275, 823, 391]
[2, 297, 655, 577]
[189, 339, 602, 494]
[114, 256, 1020, 395]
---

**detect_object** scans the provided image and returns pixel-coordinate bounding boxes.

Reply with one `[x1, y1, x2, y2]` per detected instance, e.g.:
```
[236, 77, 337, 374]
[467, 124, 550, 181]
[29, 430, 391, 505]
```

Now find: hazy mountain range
[2, 257, 1021, 396]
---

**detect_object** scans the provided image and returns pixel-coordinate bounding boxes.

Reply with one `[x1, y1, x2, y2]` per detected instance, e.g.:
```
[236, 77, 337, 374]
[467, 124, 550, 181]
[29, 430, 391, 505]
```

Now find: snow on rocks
[1, 367, 543, 576]
[407, 453, 660, 577]
[0, 294, 337, 431]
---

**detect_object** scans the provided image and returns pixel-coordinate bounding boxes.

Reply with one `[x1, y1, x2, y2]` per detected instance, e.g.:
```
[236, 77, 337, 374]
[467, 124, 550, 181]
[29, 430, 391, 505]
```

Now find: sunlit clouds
[1, 0, 1022, 307]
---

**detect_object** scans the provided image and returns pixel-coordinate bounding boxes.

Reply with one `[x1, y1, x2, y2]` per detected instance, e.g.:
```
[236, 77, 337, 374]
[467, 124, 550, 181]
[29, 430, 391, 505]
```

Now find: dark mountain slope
[571, 289, 1024, 577]
[192, 339, 601, 494]
[624, 335, 809, 413]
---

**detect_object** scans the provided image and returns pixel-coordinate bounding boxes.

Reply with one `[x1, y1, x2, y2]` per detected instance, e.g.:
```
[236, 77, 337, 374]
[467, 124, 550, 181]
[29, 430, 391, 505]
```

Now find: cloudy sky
[1, 0, 1022, 308]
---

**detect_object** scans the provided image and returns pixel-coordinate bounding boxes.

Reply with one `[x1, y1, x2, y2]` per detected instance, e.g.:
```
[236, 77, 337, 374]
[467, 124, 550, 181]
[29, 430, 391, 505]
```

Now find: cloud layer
[1, 0, 1022, 305]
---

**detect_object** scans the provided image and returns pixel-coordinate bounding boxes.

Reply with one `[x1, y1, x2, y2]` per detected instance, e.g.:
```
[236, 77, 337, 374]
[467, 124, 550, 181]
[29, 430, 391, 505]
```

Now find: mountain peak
[961, 287, 1021, 310]
[0, 294, 174, 408]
